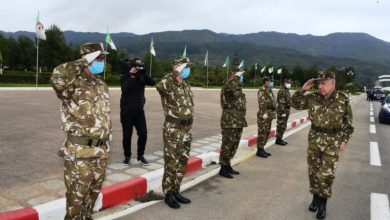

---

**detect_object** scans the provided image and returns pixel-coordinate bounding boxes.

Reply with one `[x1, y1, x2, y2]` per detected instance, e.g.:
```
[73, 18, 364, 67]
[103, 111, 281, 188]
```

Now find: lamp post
[346, 70, 354, 98]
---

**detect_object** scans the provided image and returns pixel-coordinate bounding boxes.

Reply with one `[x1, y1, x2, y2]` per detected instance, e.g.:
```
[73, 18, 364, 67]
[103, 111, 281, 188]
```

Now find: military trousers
[257, 118, 273, 150]
[307, 133, 340, 199]
[219, 128, 243, 165]
[64, 157, 106, 220]
[162, 122, 192, 194]
[276, 110, 290, 139]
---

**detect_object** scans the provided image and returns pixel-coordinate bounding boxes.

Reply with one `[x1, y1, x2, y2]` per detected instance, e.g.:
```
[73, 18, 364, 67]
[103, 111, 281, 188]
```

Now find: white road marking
[370, 142, 382, 166]
[370, 111, 374, 116]
[370, 124, 377, 133]
[371, 193, 390, 220]
[370, 117, 375, 123]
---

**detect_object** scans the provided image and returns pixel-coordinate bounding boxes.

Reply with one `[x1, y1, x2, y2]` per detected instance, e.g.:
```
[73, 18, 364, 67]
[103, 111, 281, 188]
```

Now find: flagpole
[206, 60, 209, 88]
[254, 67, 256, 89]
[35, 37, 39, 91]
[150, 52, 153, 77]
[104, 27, 108, 80]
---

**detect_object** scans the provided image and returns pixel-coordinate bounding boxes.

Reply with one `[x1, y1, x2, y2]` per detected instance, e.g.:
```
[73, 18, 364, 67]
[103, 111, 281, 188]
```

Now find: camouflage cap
[80, 43, 109, 56]
[263, 76, 271, 82]
[173, 56, 191, 66]
[315, 71, 335, 81]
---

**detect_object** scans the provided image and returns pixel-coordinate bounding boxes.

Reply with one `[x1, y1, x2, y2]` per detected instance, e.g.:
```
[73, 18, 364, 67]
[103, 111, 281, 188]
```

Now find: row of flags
[35, 13, 284, 75]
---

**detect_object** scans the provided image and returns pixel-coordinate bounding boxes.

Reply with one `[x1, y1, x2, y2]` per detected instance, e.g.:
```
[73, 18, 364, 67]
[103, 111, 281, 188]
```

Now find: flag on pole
[150, 38, 156, 56]
[268, 67, 274, 74]
[105, 31, 117, 50]
[261, 66, 266, 73]
[277, 68, 282, 74]
[238, 60, 244, 69]
[35, 13, 46, 40]
[182, 45, 187, 57]
[255, 62, 258, 70]
[204, 50, 208, 66]
[222, 56, 229, 67]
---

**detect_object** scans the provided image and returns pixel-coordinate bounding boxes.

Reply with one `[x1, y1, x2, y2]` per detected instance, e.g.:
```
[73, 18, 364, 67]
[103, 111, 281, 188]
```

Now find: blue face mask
[180, 67, 191, 79]
[268, 81, 274, 89]
[88, 61, 105, 74]
[239, 75, 244, 84]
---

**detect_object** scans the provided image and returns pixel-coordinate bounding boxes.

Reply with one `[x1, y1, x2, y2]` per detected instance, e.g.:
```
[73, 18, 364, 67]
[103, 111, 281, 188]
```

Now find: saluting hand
[302, 78, 316, 91]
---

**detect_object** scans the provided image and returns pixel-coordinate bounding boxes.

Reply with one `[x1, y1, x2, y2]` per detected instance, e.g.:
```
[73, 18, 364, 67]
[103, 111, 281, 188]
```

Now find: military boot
[173, 192, 191, 204]
[256, 149, 268, 158]
[219, 165, 234, 178]
[309, 194, 320, 212]
[227, 164, 240, 175]
[263, 149, 272, 156]
[123, 156, 130, 164]
[316, 197, 327, 219]
[164, 192, 180, 209]
[275, 138, 287, 146]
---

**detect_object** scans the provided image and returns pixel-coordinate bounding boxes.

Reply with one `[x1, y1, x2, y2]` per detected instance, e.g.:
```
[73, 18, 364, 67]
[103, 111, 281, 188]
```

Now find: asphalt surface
[120, 95, 390, 220]
[0, 88, 299, 191]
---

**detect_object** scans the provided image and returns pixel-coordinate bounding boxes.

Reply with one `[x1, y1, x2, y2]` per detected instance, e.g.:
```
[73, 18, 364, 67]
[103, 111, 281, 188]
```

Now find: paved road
[0, 88, 299, 191]
[121, 95, 390, 220]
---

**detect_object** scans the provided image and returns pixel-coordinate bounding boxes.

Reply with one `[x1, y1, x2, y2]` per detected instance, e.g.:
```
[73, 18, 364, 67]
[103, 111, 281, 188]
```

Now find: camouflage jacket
[276, 86, 291, 113]
[220, 76, 247, 128]
[156, 73, 194, 120]
[291, 90, 354, 143]
[258, 86, 276, 120]
[51, 59, 112, 158]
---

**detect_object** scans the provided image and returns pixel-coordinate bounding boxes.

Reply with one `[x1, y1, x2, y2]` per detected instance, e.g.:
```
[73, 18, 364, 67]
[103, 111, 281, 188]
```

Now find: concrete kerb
[0, 114, 310, 220]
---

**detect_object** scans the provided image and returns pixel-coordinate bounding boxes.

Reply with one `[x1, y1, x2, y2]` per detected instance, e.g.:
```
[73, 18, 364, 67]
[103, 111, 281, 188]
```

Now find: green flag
[182, 45, 187, 57]
[204, 50, 208, 66]
[222, 56, 229, 67]
[105, 31, 117, 50]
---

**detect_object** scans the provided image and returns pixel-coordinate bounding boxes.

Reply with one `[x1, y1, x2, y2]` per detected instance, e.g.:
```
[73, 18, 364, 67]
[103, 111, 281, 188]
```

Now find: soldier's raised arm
[291, 78, 316, 110]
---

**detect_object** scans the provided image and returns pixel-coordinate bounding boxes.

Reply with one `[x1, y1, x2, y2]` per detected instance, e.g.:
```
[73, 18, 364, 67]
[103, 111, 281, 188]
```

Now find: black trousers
[120, 109, 147, 158]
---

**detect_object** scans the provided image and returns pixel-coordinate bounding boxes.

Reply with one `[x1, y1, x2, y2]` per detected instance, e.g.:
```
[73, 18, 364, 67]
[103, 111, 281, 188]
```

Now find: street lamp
[346, 70, 354, 97]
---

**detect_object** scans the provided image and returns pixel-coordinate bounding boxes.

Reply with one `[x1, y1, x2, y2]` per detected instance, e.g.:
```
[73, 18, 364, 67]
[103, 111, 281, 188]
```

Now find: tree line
[0, 25, 360, 91]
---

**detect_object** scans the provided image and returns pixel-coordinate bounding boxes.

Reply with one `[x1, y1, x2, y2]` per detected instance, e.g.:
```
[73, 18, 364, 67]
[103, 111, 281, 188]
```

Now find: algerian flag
[222, 56, 229, 67]
[150, 38, 156, 56]
[182, 45, 187, 57]
[204, 50, 208, 66]
[238, 60, 244, 69]
[35, 12, 46, 40]
[255, 62, 258, 70]
[261, 65, 266, 73]
[277, 68, 282, 74]
[268, 67, 274, 73]
[105, 31, 117, 50]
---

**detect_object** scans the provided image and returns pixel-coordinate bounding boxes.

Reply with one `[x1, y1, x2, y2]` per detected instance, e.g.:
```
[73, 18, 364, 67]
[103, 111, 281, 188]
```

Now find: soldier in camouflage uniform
[256, 76, 276, 158]
[291, 71, 354, 219]
[219, 61, 247, 179]
[156, 56, 194, 209]
[51, 43, 112, 220]
[275, 78, 292, 146]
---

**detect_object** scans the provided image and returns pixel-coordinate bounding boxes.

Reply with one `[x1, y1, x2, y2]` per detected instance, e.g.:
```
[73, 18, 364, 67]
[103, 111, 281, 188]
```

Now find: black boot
[123, 156, 130, 164]
[164, 192, 180, 209]
[219, 165, 234, 178]
[275, 138, 287, 146]
[173, 192, 191, 204]
[263, 149, 271, 156]
[227, 164, 240, 175]
[316, 197, 327, 219]
[309, 194, 320, 212]
[256, 149, 268, 158]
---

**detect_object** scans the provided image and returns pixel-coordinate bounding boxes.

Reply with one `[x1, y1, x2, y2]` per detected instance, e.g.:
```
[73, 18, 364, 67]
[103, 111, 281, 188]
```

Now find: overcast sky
[1, 0, 389, 41]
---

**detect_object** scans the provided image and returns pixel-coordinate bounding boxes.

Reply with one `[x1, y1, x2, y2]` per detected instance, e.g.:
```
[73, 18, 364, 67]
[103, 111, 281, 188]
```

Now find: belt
[311, 125, 341, 134]
[223, 109, 246, 116]
[67, 134, 108, 147]
[165, 115, 193, 126]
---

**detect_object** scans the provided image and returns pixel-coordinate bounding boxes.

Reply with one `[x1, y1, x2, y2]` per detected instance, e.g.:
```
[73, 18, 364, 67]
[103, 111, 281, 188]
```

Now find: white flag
[150, 38, 156, 56]
[238, 60, 244, 69]
[268, 67, 274, 74]
[261, 66, 266, 73]
[35, 13, 46, 40]
[277, 68, 282, 74]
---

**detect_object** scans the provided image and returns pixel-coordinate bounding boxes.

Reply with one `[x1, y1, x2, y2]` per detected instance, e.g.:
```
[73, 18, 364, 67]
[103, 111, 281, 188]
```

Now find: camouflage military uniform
[257, 86, 276, 149]
[291, 90, 353, 198]
[156, 72, 194, 194]
[276, 86, 291, 139]
[219, 76, 247, 165]
[51, 46, 111, 220]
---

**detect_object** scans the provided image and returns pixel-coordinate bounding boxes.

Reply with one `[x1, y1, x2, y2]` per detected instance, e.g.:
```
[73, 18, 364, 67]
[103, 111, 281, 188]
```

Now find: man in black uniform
[120, 58, 155, 165]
